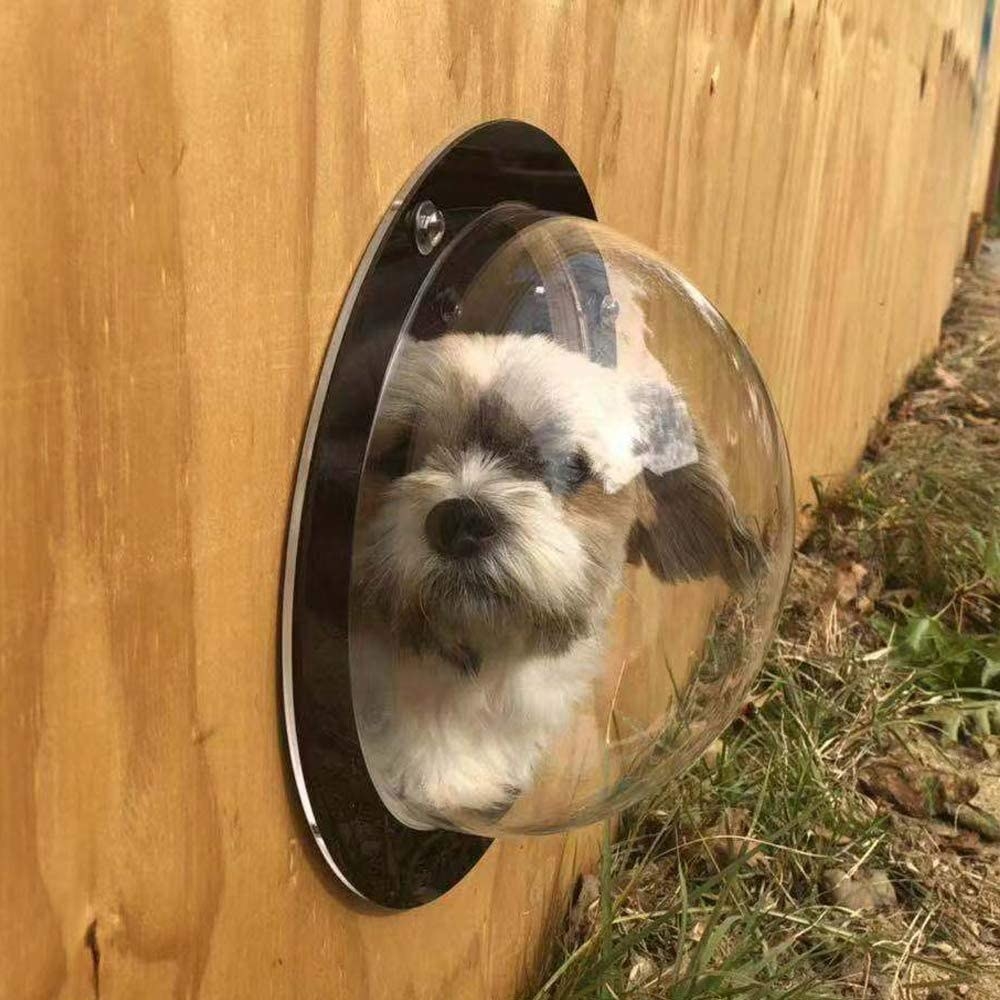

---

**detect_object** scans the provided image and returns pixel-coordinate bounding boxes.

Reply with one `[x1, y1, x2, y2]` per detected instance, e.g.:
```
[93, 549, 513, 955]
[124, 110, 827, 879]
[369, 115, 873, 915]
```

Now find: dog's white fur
[352, 623, 605, 829]
[351, 332, 702, 830]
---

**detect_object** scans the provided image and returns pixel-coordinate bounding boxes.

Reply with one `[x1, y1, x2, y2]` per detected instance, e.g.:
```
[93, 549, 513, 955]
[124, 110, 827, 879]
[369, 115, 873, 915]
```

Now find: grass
[528, 250, 1000, 999]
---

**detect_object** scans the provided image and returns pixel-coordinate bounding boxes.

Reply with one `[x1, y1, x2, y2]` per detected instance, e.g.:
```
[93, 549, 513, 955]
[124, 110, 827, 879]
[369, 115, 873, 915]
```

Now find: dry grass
[528, 247, 1000, 1000]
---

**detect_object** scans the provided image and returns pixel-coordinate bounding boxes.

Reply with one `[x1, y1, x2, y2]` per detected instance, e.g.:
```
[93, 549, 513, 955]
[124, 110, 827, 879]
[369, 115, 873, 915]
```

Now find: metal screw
[413, 200, 446, 255]
[436, 287, 462, 324]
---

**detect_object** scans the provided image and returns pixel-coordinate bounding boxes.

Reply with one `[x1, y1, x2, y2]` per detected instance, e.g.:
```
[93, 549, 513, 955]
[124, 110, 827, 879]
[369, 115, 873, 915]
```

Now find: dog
[350, 331, 764, 831]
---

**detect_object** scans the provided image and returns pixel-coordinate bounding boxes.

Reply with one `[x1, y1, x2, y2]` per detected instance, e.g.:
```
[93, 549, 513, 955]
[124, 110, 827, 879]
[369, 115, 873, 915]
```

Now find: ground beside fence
[532, 245, 1000, 1000]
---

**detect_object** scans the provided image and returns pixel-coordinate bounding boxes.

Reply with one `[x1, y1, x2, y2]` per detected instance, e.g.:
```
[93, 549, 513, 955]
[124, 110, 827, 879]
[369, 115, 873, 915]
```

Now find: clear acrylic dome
[349, 207, 794, 836]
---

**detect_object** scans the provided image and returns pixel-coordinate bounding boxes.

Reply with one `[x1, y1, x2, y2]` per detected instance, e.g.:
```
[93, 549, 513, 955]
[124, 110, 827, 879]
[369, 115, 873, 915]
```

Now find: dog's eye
[374, 436, 412, 479]
[551, 450, 592, 494]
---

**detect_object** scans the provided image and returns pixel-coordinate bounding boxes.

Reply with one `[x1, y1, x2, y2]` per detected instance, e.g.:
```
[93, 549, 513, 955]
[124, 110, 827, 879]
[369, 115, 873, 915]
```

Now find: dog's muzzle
[424, 497, 504, 559]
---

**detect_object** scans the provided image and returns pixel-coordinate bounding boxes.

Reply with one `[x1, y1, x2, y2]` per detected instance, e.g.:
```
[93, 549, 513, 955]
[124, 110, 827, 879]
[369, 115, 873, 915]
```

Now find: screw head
[435, 287, 462, 324]
[413, 200, 446, 255]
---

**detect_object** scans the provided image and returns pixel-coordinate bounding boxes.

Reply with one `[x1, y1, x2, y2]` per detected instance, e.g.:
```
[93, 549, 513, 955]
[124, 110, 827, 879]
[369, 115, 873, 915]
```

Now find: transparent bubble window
[351, 209, 793, 835]
[282, 121, 794, 908]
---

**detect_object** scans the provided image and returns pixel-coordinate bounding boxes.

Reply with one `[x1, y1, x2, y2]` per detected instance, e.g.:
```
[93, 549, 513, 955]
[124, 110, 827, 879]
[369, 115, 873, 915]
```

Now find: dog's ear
[627, 380, 766, 592]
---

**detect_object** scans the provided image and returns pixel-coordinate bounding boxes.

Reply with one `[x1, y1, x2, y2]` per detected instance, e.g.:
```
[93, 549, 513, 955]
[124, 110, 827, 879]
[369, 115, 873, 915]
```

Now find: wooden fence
[3, 2, 999, 997]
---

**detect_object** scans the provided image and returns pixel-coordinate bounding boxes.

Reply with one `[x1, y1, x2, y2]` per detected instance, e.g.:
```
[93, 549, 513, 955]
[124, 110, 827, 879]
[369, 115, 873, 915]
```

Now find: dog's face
[355, 332, 762, 667]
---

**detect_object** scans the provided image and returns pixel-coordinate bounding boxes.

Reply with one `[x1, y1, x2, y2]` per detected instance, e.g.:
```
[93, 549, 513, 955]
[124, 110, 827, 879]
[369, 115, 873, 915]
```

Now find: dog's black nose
[425, 498, 499, 558]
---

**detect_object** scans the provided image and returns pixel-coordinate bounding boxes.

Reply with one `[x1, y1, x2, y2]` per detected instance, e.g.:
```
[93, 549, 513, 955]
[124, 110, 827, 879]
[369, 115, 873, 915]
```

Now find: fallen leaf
[859, 758, 978, 818]
[738, 688, 780, 719]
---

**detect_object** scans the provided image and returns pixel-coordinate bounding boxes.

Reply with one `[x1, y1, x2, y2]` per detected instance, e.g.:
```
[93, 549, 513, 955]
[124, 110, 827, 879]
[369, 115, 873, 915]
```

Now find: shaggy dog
[351, 332, 763, 830]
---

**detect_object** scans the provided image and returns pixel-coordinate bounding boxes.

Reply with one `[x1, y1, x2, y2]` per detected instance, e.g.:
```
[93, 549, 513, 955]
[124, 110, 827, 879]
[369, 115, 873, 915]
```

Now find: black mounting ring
[280, 120, 596, 909]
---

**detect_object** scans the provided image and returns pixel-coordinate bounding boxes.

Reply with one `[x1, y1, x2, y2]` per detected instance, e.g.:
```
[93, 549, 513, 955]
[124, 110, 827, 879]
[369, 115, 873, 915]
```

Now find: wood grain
[2, 1, 998, 997]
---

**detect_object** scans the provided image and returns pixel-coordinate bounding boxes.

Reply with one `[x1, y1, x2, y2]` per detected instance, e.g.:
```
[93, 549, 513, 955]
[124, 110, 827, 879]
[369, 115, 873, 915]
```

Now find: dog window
[282, 121, 793, 908]
[350, 213, 794, 837]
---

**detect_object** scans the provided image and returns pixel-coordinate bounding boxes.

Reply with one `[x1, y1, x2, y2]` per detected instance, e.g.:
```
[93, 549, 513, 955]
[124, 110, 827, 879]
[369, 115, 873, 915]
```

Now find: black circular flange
[280, 120, 596, 909]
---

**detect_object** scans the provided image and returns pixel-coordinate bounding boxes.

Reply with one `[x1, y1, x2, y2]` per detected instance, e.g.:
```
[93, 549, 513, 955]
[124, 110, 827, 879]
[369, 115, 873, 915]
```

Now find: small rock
[823, 868, 897, 910]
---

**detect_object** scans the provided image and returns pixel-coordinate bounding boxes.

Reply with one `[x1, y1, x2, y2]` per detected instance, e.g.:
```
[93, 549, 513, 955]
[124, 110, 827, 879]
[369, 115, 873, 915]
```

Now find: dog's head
[355, 333, 764, 665]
